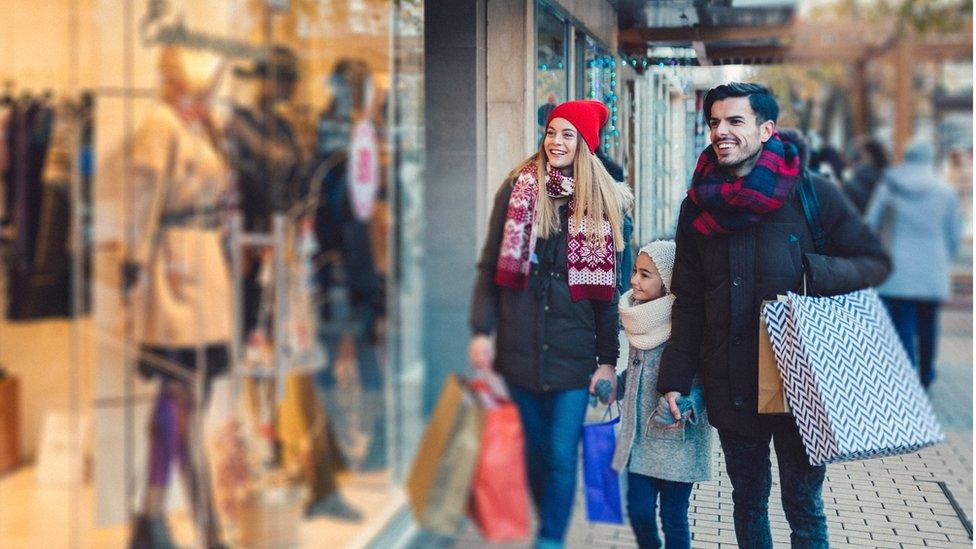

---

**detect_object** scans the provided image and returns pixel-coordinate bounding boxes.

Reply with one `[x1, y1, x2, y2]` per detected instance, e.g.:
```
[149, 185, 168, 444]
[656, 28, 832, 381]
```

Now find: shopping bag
[762, 288, 944, 466]
[203, 376, 251, 540]
[582, 406, 623, 524]
[406, 375, 485, 534]
[467, 379, 531, 542]
[758, 297, 790, 414]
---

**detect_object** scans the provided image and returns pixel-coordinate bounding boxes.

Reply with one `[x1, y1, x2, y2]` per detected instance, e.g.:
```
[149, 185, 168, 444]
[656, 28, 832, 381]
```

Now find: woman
[866, 140, 962, 388]
[469, 100, 631, 548]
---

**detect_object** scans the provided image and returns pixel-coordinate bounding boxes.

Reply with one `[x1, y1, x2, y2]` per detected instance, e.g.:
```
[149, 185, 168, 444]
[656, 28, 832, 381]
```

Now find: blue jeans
[626, 473, 693, 548]
[509, 386, 590, 545]
[718, 417, 828, 549]
[883, 297, 940, 388]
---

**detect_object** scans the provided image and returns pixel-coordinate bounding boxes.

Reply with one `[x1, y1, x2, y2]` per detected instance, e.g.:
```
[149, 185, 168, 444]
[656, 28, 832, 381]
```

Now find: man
[657, 83, 891, 548]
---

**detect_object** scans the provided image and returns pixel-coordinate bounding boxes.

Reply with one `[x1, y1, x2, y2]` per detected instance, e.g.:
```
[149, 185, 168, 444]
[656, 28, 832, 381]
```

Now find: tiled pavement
[414, 306, 973, 548]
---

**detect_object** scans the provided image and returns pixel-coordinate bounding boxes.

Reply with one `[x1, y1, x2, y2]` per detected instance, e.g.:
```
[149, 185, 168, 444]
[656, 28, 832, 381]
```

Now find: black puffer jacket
[657, 174, 891, 437]
[470, 180, 619, 392]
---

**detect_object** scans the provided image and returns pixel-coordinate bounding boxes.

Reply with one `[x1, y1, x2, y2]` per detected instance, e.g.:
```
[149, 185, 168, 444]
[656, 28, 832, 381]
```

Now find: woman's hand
[589, 364, 618, 404]
[468, 334, 495, 374]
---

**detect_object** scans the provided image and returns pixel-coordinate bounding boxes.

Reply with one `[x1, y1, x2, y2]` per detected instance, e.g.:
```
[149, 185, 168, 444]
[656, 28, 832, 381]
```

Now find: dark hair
[813, 145, 846, 180]
[860, 138, 889, 170]
[702, 82, 779, 125]
[777, 127, 809, 169]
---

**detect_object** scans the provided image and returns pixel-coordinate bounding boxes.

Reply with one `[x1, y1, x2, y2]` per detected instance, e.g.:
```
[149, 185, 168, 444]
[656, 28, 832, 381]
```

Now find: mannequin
[313, 58, 385, 471]
[126, 46, 232, 549]
[225, 46, 305, 335]
[226, 46, 361, 522]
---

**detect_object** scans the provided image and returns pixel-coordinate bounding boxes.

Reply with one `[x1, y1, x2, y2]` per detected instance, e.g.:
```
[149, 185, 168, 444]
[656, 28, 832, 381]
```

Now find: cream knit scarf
[618, 289, 675, 350]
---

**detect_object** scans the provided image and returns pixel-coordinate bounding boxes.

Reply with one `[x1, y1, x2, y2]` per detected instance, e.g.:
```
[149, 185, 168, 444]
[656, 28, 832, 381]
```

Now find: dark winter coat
[657, 174, 892, 437]
[470, 180, 620, 393]
[843, 163, 884, 213]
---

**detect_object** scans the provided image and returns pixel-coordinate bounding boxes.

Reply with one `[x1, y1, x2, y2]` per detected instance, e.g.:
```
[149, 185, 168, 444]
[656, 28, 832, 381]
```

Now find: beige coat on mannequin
[129, 104, 232, 347]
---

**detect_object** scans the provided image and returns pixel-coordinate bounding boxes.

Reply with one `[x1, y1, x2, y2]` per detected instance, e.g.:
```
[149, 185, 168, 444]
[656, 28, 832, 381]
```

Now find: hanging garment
[20, 101, 81, 318]
[5, 100, 57, 320]
[277, 371, 347, 508]
[0, 104, 11, 222]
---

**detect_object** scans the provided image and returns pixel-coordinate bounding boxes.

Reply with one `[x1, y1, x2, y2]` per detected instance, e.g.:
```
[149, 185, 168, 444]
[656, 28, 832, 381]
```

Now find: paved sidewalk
[416, 307, 973, 549]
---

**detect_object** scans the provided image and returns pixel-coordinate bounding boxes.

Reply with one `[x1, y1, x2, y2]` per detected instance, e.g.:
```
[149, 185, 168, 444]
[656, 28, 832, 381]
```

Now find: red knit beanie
[546, 100, 610, 153]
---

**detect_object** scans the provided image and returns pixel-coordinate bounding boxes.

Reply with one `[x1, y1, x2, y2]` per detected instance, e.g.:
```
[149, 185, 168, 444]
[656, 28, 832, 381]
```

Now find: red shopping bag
[467, 379, 531, 542]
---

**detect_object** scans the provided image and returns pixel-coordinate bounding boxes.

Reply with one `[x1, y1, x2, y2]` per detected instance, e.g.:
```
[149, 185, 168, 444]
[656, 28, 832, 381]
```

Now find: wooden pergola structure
[613, 0, 973, 159]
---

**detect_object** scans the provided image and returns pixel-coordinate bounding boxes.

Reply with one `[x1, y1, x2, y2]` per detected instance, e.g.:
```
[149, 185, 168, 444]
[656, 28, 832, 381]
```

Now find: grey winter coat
[865, 157, 962, 301]
[612, 344, 712, 483]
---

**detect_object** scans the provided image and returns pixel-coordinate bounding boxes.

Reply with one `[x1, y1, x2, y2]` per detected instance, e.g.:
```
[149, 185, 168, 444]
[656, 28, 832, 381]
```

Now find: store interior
[0, 0, 423, 546]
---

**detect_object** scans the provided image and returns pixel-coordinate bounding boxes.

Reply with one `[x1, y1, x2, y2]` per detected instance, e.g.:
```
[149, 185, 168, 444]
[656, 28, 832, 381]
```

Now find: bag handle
[797, 172, 826, 255]
[797, 173, 825, 298]
[469, 371, 511, 407]
[601, 401, 622, 421]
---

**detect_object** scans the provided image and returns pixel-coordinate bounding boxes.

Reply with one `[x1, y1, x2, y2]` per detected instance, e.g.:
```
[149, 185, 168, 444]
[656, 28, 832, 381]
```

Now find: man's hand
[468, 334, 495, 374]
[589, 364, 618, 404]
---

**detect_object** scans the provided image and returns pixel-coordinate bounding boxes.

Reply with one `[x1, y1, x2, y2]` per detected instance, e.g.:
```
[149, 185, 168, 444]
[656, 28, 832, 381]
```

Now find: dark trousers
[509, 386, 589, 544]
[883, 297, 941, 388]
[718, 417, 828, 549]
[626, 473, 693, 548]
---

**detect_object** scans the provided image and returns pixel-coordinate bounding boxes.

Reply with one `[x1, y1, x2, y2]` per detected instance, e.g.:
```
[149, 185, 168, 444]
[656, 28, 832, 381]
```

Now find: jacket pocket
[645, 420, 686, 442]
[758, 222, 803, 281]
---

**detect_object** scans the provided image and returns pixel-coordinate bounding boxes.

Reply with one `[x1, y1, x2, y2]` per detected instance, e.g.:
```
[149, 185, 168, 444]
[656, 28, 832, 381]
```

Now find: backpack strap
[797, 172, 827, 255]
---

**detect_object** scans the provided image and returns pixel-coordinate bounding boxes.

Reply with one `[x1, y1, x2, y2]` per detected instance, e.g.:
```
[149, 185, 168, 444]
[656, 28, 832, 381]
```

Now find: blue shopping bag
[581, 406, 623, 524]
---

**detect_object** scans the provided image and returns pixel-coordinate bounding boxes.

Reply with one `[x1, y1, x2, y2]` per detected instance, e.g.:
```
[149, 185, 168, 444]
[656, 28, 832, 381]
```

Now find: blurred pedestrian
[537, 92, 558, 129]
[843, 137, 890, 213]
[866, 140, 963, 388]
[612, 240, 712, 549]
[469, 100, 631, 548]
[657, 82, 891, 549]
[810, 144, 846, 186]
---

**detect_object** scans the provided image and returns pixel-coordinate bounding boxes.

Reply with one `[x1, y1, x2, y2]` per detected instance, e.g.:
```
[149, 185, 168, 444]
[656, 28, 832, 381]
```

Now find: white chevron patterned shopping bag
[762, 288, 944, 466]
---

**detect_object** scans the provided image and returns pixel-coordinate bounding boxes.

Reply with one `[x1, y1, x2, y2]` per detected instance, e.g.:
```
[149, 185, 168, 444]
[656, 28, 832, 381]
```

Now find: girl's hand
[589, 364, 618, 404]
[662, 391, 685, 429]
[468, 334, 495, 373]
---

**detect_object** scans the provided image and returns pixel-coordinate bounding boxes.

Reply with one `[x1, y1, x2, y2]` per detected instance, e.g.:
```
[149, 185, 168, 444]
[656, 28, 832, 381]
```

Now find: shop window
[579, 36, 622, 161]
[0, 0, 425, 546]
[535, 2, 569, 143]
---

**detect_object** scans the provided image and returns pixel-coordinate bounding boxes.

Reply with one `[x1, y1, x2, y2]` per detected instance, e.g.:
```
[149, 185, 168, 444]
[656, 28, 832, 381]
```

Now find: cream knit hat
[637, 240, 676, 292]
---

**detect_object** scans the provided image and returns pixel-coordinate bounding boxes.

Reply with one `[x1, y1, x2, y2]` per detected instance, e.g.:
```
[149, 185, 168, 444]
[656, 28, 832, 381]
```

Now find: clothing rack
[229, 213, 290, 394]
[0, 87, 94, 321]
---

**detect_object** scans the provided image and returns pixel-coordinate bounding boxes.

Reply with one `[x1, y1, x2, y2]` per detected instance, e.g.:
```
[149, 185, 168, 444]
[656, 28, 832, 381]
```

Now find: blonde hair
[507, 144, 632, 252]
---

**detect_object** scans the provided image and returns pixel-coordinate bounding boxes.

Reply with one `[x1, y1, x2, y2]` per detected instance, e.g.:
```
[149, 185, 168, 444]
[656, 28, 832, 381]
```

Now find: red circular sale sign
[347, 120, 380, 222]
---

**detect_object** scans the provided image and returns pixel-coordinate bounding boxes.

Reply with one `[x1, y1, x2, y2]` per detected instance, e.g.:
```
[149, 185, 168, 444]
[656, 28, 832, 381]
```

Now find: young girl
[612, 241, 712, 549]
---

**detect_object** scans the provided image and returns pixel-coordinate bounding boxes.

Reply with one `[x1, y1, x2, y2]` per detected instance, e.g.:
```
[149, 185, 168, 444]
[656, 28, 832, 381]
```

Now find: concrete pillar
[486, 0, 534, 221]
[422, 0, 487, 413]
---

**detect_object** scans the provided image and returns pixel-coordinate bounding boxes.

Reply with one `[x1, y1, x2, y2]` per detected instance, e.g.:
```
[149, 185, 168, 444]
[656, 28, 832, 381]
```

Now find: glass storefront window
[579, 37, 622, 161]
[535, 2, 569, 142]
[0, 0, 424, 547]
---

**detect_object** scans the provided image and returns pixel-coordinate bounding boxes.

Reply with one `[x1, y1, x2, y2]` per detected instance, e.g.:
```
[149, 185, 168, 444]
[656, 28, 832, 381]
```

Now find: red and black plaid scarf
[685, 132, 800, 236]
[495, 162, 616, 302]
